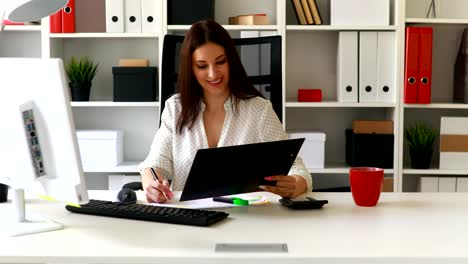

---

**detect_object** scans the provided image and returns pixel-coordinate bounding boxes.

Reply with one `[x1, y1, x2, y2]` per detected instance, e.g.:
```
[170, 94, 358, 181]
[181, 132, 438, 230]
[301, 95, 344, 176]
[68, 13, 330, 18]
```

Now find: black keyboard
[65, 199, 229, 227]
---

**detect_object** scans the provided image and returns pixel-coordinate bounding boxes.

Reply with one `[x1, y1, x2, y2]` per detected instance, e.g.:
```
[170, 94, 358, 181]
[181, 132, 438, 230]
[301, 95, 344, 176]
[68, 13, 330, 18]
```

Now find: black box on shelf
[112, 67, 158, 102]
[345, 129, 394, 169]
[168, 0, 215, 25]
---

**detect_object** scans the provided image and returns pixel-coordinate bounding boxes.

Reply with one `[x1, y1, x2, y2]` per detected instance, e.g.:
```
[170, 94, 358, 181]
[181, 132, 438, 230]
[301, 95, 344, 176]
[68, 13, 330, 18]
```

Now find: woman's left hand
[259, 175, 307, 198]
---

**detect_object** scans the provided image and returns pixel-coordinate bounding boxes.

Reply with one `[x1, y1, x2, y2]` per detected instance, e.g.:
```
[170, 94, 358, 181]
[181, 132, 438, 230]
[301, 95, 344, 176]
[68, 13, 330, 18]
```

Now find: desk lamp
[0, 0, 68, 31]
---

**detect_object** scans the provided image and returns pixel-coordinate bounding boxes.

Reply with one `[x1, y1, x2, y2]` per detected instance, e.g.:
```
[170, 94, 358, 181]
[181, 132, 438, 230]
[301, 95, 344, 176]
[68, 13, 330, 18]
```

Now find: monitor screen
[0, 58, 89, 236]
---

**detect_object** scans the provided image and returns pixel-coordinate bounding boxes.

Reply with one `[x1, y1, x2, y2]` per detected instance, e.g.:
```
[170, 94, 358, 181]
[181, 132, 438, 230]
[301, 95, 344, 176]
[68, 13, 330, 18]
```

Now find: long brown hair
[176, 19, 263, 134]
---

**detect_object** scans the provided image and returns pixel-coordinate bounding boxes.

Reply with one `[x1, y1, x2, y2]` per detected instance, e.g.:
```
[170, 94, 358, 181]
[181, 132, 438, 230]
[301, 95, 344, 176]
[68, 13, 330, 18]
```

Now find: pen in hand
[149, 167, 173, 200]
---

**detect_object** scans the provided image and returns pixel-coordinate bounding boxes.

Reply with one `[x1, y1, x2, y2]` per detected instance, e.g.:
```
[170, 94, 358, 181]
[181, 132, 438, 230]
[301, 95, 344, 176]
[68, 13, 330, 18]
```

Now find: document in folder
[180, 138, 305, 201]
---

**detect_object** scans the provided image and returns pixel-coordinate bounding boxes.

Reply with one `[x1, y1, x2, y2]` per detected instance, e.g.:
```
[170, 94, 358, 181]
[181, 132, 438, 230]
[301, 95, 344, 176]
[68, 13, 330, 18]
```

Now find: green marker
[213, 196, 249, 206]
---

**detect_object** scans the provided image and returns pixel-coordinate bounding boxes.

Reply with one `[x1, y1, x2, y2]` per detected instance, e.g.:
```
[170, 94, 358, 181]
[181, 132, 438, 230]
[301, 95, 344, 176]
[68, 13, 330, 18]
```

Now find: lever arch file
[141, 0, 161, 33]
[124, 0, 142, 33]
[404, 27, 420, 104]
[50, 10, 62, 33]
[359, 31, 378, 103]
[417, 27, 433, 104]
[105, 0, 124, 33]
[377, 31, 396, 103]
[62, 0, 75, 33]
[337, 31, 358, 102]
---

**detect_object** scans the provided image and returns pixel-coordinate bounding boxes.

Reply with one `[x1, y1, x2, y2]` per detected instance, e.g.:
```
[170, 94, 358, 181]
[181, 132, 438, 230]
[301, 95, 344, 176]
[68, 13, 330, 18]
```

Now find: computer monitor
[0, 58, 89, 237]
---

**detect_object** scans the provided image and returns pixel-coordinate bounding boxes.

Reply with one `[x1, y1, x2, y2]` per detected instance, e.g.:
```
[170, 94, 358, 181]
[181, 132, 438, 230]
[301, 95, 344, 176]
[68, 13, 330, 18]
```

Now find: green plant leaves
[65, 56, 98, 84]
[404, 123, 438, 151]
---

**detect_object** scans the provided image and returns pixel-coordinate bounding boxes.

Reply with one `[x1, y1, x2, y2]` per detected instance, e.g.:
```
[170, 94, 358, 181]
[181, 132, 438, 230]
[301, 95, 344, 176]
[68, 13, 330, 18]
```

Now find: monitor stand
[0, 189, 63, 237]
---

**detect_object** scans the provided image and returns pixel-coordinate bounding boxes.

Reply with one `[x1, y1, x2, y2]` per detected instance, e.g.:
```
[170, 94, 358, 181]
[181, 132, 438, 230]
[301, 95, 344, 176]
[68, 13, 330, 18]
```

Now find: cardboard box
[298, 89, 322, 102]
[440, 117, 468, 169]
[352, 120, 393, 134]
[382, 178, 393, 192]
[331, 0, 389, 26]
[228, 14, 270, 25]
[118, 59, 150, 67]
[288, 132, 326, 169]
[77, 130, 123, 171]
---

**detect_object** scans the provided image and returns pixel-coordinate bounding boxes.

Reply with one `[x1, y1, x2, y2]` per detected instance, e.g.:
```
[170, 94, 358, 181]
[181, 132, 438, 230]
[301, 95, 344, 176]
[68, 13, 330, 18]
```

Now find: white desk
[1, 191, 468, 264]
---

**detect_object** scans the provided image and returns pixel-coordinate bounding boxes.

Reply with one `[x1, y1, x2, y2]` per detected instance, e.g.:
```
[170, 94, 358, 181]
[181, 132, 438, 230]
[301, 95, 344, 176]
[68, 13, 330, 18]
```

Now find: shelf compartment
[403, 169, 468, 175]
[71, 102, 159, 107]
[310, 165, 394, 174]
[404, 103, 468, 109]
[406, 18, 468, 25]
[167, 25, 279, 31]
[286, 25, 397, 31]
[286, 102, 396, 108]
[3, 25, 42, 32]
[83, 161, 140, 173]
[50, 33, 160, 38]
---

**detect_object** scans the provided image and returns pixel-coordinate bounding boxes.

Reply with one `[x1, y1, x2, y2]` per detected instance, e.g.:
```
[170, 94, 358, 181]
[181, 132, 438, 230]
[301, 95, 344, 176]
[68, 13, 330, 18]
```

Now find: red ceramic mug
[349, 167, 384, 207]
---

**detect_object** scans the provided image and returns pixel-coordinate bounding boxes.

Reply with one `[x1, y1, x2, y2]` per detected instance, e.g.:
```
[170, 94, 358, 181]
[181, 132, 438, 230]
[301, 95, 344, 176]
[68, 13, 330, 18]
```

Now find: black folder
[180, 138, 305, 201]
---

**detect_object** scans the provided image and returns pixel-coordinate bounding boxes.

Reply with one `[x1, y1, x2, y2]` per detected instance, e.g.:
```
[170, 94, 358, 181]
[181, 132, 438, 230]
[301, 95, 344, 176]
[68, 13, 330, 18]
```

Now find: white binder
[105, 0, 124, 33]
[456, 177, 468, 192]
[439, 177, 456, 192]
[337, 31, 358, 102]
[376, 32, 396, 103]
[141, 0, 161, 33]
[419, 177, 438, 192]
[124, 0, 142, 33]
[359, 31, 378, 102]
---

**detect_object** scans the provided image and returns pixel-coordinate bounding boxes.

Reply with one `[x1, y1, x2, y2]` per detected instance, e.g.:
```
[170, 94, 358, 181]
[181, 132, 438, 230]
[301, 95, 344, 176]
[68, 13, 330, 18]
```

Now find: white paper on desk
[148, 192, 278, 209]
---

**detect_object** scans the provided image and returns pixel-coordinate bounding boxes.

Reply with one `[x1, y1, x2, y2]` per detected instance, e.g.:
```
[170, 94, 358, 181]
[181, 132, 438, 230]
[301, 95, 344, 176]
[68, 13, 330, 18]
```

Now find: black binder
[168, 0, 215, 25]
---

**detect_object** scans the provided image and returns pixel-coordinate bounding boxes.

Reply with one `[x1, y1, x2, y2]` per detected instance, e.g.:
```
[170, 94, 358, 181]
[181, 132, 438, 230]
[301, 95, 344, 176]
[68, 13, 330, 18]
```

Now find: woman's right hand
[142, 168, 173, 203]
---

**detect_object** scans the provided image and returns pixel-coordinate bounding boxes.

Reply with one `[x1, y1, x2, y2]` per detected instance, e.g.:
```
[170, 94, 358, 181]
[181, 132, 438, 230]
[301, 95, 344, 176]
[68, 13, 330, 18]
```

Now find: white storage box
[288, 132, 326, 169]
[331, 0, 389, 26]
[440, 117, 468, 169]
[108, 175, 141, 190]
[77, 130, 123, 171]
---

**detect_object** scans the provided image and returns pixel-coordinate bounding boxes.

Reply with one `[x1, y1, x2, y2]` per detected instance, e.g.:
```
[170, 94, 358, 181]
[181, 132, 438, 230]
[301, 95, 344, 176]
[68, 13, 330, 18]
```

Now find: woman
[138, 20, 312, 203]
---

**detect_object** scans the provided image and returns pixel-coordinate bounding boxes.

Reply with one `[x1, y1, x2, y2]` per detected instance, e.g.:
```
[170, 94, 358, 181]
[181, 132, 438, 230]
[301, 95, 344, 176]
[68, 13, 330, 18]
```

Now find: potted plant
[404, 122, 438, 169]
[65, 56, 98, 101]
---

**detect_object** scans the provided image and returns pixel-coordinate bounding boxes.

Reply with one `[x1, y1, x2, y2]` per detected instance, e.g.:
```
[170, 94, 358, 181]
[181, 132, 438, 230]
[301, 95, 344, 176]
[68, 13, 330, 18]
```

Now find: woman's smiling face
[191, 42, 230, 98]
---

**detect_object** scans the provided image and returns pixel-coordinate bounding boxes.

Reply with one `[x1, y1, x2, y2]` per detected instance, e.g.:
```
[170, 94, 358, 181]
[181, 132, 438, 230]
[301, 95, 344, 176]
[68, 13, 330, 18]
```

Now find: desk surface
[1, 191, 468, 264]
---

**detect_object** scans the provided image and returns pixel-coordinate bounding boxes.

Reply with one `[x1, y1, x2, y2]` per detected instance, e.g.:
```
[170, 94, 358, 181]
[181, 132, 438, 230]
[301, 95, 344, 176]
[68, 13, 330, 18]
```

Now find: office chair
[160, 34, 283, 123]
[122, 33, 283, 192]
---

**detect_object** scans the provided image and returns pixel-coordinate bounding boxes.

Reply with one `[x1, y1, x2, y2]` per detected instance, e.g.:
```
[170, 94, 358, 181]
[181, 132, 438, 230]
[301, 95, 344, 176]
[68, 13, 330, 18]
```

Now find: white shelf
[403, 169, 468, 175]
[406, 18, 468, 25]
[50, 33, 160, 38]
[286, 102, 396, 108]
[168, 25, 279, 31]
[404, 103, 468, 109]
[286, 25, 397, 31]
[309, 166, 394, 174]
[83, 161, 140, 173]
[3, 25, 42, 32]
[71, 102, 159, 107]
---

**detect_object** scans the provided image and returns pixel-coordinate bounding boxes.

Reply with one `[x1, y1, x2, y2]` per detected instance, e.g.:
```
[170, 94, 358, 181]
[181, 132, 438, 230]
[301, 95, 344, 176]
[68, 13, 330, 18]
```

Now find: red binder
[404, 27, 420, 104]
[417, 27, 433, 104]
[62, 0, 75, 33]
[49, 10, 62, 33]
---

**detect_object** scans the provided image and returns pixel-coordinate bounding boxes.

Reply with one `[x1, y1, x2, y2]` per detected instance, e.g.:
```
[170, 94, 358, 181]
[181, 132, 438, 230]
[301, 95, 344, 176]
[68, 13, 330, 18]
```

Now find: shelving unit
[400, 0, 468, 192]
[4, 0, 468, 191]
